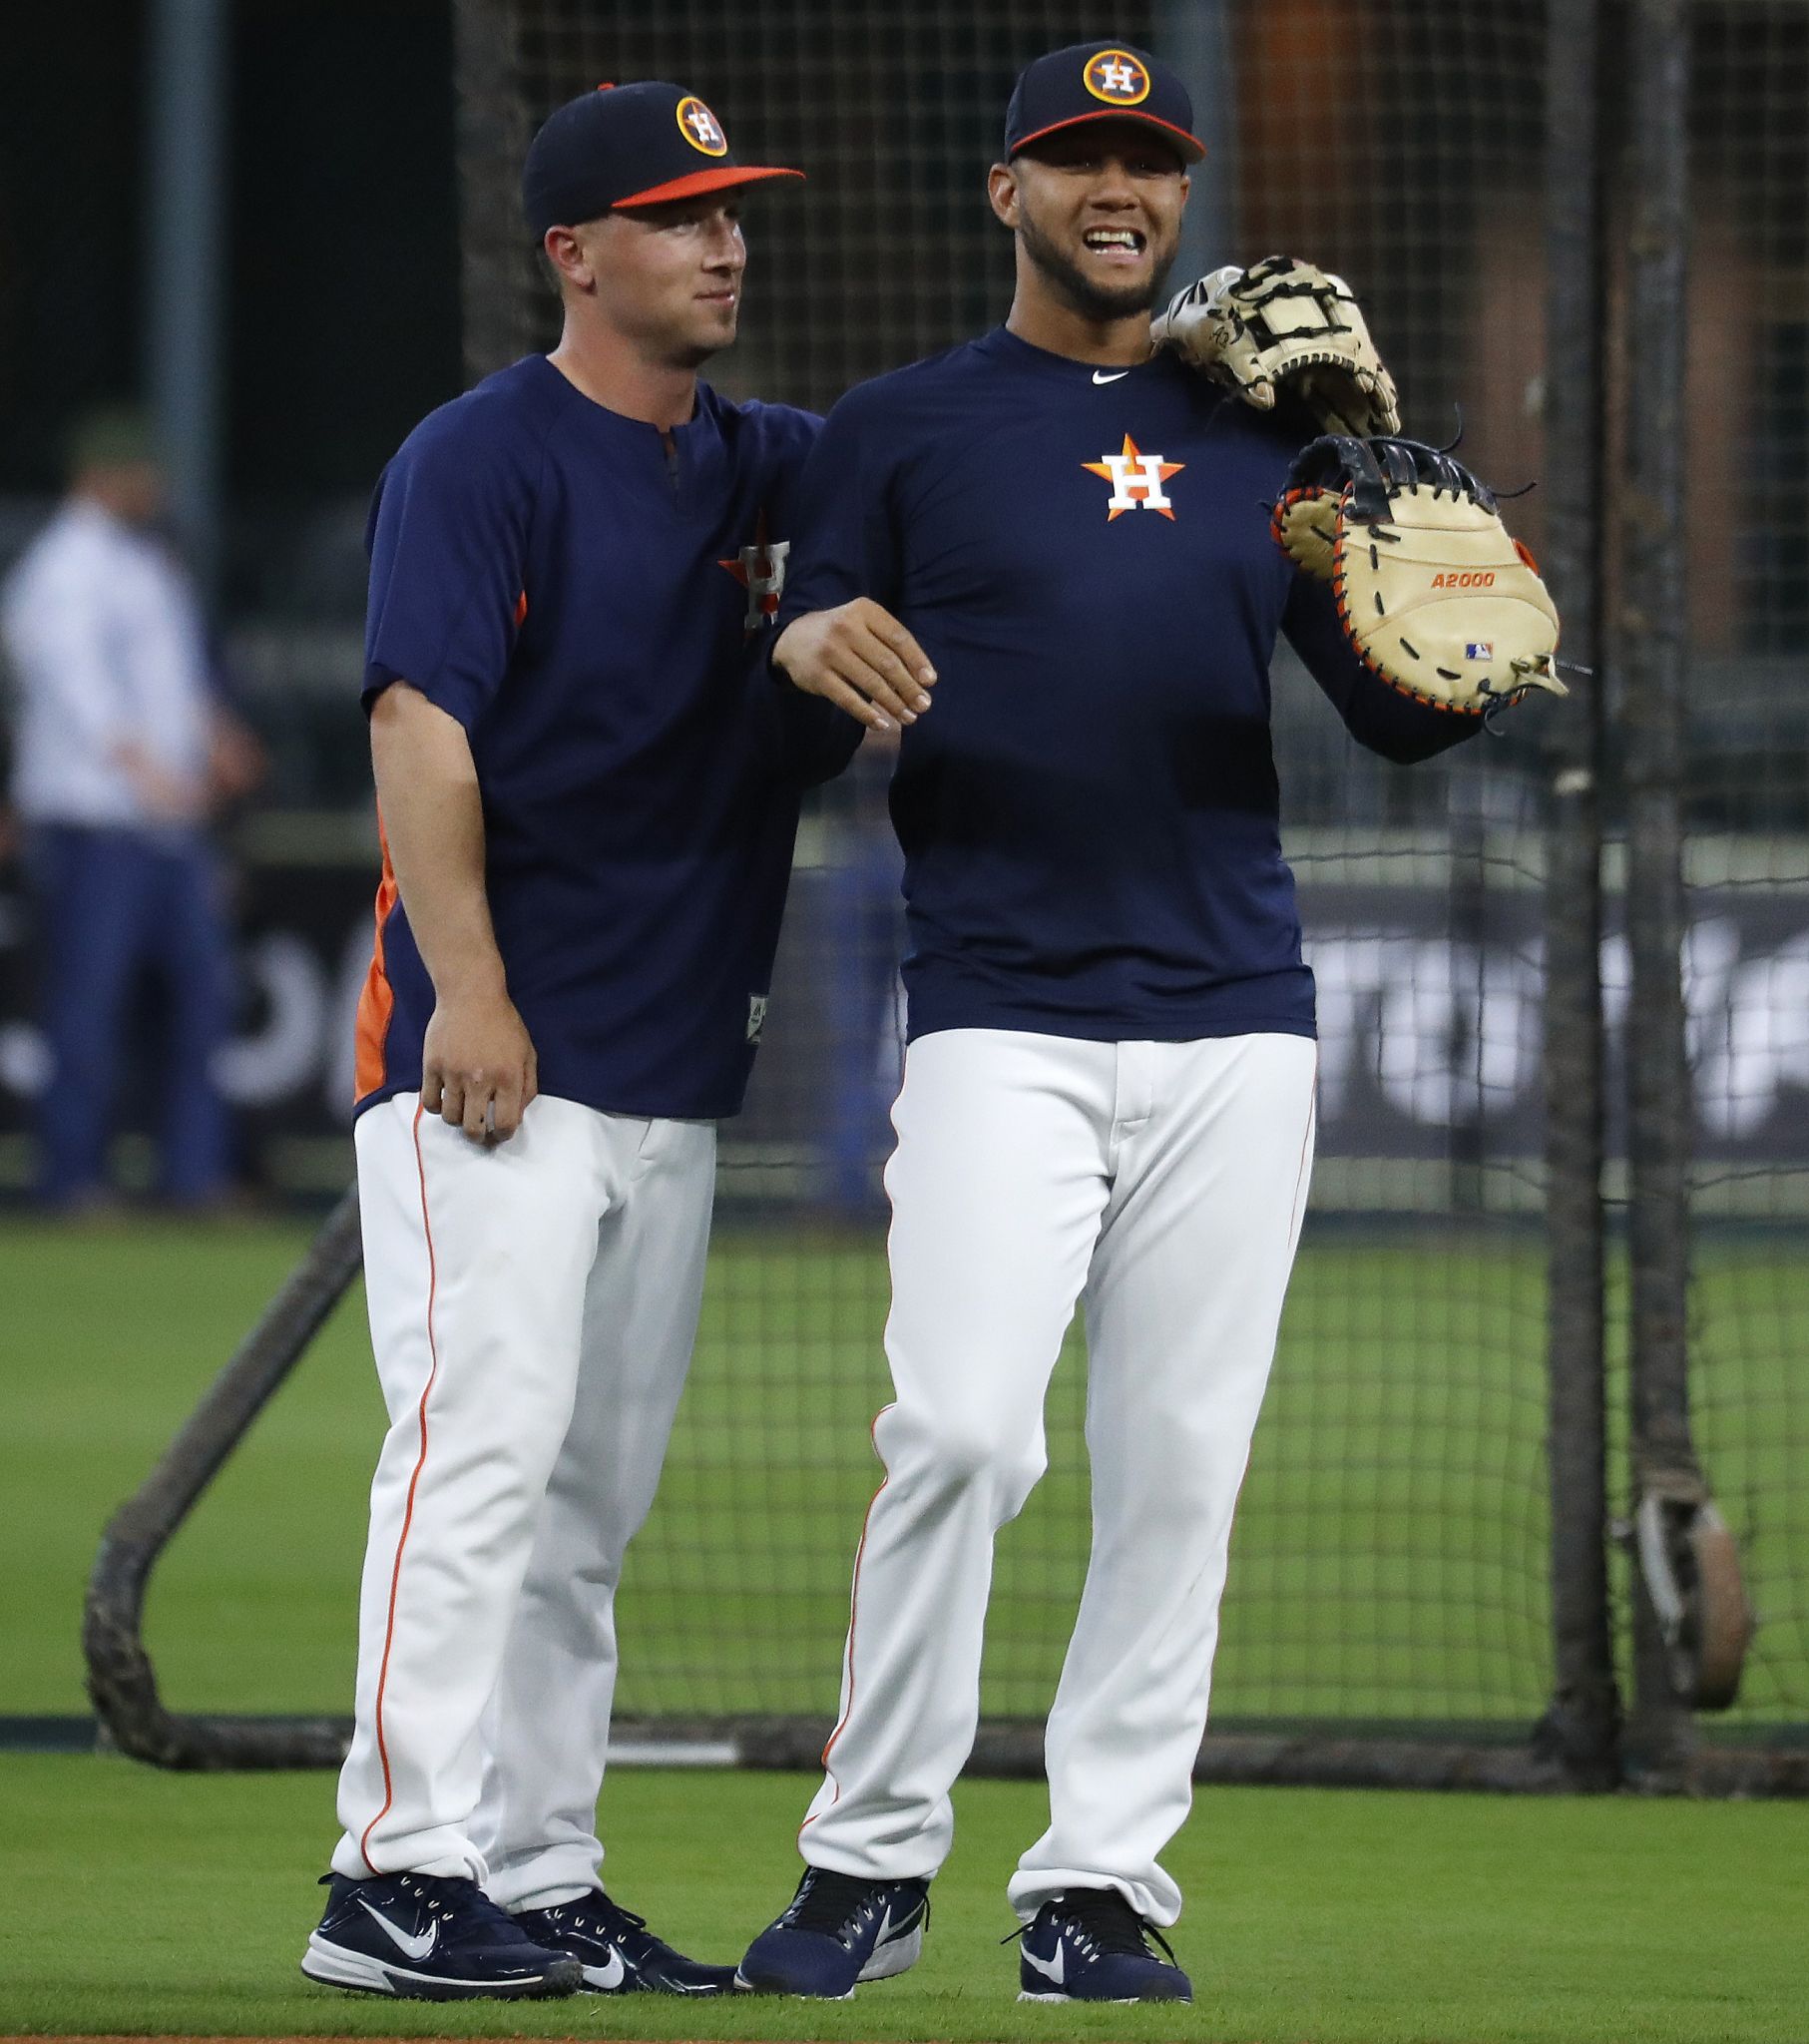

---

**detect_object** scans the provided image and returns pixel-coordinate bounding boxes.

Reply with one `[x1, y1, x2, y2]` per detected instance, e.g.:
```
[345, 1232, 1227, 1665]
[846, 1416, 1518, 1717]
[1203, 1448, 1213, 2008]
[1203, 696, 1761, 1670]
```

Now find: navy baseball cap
[522, 81, 802, 238]
[1003, 43, 1205, 165]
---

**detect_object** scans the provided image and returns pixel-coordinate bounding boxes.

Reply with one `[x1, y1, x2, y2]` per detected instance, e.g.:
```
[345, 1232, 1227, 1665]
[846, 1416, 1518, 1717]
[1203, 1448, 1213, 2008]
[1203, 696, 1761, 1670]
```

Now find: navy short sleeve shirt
[354, 354, 857, 1120]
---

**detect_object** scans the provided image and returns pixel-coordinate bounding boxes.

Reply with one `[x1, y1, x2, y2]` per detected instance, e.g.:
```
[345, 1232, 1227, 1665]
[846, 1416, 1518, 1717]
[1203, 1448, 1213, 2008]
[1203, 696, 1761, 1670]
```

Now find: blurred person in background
[0, 405, 263, 1212]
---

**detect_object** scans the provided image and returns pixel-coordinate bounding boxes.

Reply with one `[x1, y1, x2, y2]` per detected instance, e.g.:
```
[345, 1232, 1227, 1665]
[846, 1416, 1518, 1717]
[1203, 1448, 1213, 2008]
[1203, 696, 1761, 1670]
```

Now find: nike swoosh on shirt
[1092, 369, 1131, 384]
[357, 1899, 439, 1961]
[1023, 1941, 1066, 1985]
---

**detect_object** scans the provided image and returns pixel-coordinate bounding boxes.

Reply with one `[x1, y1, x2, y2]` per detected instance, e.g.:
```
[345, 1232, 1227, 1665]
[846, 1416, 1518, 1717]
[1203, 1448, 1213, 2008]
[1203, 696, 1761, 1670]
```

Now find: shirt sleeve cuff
[361, 661, 484, 733]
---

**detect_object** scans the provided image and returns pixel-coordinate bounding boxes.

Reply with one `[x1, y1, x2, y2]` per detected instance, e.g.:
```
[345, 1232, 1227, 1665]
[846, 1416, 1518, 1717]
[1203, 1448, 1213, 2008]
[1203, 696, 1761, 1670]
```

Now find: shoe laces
[340, 1871, 521, 1940]
[1005, 1888, 1177, 1966]
[540, 1888, 665, 1957]
[784, 1868, 914, 1944]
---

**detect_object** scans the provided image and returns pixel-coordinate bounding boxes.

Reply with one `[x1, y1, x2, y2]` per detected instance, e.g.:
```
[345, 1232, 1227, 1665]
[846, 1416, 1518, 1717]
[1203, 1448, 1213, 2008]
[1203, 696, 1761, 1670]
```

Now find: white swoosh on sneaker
[876, 1895, 926, 1947]
[584, 1945, 628, 1990]
[356, 1899, 438, 1962]
[1092, 369, 1131, 384]
[1023, 1941, 1066, 1985]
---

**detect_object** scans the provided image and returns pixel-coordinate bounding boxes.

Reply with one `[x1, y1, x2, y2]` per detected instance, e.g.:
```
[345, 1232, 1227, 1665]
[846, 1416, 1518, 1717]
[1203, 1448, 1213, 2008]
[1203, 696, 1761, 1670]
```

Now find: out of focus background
[2, 0, 1805, 1818]
[0, 0, 455, 1207]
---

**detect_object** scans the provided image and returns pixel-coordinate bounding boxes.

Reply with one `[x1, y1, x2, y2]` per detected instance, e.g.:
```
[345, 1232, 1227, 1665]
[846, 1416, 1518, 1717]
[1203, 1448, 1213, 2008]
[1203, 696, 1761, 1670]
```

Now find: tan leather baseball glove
[1273, 434, 1568, 717]
[1152, 254, 1402, 438]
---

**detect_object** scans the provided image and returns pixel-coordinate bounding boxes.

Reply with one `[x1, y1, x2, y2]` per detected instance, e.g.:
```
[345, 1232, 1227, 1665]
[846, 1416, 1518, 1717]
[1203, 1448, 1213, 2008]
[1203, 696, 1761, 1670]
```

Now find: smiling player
[736, 43, 1488, 2004]
[299, 83, 861, 2002]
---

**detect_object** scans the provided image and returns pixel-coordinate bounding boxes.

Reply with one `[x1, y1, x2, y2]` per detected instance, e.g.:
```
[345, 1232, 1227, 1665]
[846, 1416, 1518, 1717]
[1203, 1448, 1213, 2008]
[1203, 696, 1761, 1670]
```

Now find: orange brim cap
[613, 165, 805, 209]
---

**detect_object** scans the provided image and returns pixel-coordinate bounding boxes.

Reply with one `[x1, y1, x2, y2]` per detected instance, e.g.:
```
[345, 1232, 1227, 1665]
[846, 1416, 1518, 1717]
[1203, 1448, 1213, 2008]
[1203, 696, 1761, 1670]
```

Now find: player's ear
[987, 161, 1021, 231]
[542, 225, 595, 295]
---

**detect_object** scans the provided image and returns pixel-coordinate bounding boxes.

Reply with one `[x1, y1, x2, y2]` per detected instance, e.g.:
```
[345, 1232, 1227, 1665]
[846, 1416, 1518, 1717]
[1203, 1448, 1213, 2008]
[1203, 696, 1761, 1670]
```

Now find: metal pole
[453, 0, 536, 386]
[1161, 0, 1238, 269]
[1620, 0, 1700, 1785]
[145, 0, 228, 599]
[1536, 0, 1619, 1788]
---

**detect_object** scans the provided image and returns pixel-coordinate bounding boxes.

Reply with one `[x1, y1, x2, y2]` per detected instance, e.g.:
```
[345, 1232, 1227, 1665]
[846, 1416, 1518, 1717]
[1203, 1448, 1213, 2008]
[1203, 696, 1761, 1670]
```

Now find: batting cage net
[450, 0, 1805, 1766]
[82, 0, 1808, 1786]
[455, 0, 1564, 1759]
[1674, 3, 1809, 1733]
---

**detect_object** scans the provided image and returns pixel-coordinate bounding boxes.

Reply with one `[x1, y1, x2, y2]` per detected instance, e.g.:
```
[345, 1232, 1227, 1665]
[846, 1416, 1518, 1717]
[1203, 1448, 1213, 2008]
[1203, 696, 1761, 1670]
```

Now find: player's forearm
[772, 600, 936, 733]
[368, 682, 507, 1000]
[1285, 581, 1479, 766]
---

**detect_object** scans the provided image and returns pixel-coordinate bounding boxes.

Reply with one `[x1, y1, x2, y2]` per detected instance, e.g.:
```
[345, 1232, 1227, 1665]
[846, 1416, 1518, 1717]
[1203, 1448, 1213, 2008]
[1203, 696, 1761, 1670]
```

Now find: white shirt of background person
[1, 482, 215, 832]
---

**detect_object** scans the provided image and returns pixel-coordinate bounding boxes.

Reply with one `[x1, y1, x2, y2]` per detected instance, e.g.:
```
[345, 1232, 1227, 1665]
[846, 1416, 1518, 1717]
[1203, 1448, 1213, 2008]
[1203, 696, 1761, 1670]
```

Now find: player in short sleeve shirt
[356, 361, 837, 1122]
[302, 84, 858, 2004]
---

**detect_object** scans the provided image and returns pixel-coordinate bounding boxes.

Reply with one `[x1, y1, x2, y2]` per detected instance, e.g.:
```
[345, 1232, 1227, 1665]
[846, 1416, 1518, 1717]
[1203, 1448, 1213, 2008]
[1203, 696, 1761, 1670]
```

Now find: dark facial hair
[1017, 201, 1177, 321]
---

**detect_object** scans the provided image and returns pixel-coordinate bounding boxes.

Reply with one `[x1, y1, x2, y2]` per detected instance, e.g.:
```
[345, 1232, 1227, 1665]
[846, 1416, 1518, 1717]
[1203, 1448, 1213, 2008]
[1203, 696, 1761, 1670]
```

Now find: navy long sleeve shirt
[778, 326, 1477, 1045]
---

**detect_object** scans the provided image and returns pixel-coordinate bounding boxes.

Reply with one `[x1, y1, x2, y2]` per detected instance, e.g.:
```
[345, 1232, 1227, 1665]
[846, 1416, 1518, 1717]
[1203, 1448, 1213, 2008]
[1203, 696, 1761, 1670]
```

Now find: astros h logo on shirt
[677, 95, 728, 156]
[718, 509, 790, 629]
[1083, 48, 1151, 106]
[1084, 435, 1183, 521]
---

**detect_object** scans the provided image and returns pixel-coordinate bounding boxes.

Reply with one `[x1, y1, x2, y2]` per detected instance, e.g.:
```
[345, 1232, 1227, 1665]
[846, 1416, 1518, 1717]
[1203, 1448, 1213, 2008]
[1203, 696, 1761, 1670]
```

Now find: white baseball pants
[331, 1092, 715, 1908]
[799, 1028, 1317, 1926]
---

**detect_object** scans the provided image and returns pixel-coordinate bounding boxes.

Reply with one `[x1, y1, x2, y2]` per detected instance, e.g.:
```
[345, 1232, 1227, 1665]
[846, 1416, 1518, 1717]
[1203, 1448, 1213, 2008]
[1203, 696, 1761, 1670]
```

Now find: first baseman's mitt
[1152, 255, 1402, 437]
[1273, 433, 1568, 716]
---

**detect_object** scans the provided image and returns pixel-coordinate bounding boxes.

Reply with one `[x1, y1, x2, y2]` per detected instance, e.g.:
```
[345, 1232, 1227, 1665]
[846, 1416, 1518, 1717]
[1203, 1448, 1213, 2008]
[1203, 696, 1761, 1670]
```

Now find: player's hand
[773, 600, 936, 733]
[421, 979, 539, 1144]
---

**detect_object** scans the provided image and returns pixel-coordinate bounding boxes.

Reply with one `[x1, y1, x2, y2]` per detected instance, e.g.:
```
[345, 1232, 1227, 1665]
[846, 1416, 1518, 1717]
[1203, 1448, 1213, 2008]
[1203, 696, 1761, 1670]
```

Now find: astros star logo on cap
[1084, 49, 1151, 105]
[1001, 42, 1204, 165]
[677, 95, 728, 156]
[521, 81, 801, 231]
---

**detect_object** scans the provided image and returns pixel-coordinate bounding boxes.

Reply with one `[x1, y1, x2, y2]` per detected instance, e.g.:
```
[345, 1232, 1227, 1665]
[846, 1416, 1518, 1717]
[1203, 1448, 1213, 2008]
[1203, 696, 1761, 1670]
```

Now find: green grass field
[2, 1215, 1806, 2041]
[2, 1760, 1806, 2043]
[5, 1217, 1806, 1727]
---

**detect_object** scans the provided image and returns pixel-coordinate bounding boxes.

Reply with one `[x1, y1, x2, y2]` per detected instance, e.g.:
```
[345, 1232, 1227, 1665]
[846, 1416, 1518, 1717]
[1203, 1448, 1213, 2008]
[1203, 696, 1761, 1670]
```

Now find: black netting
[1678, 2, 1809, 1724]
[454, 0, 1806, 1748]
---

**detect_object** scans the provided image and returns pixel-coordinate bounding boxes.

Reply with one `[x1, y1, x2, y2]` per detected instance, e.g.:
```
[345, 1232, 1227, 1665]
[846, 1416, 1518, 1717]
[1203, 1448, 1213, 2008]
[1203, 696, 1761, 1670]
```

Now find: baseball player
[737, 44, 1489, 2004]
[300, 84, 861, 2001]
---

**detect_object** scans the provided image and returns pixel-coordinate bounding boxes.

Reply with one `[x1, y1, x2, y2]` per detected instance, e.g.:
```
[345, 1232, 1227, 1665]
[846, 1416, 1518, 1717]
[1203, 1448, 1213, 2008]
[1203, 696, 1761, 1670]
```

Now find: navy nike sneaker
[300, 1871, 581, 2000]
[1015, 1888, 1191, 2003]
[512, 1888, 736, 1994]
[736, 1866, 930, 1997]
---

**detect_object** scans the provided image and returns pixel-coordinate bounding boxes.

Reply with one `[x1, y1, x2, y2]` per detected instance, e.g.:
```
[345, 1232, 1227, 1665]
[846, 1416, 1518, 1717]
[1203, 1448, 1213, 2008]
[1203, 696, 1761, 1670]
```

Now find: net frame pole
[83, 1192, 365, 1769]
[1160, 0, 1237, 276]
[145, 0, 228, 598]
[1536, 0, 1619, 1788]
[1620, 0, 1700, 1784]
[454, 0, 531, 387]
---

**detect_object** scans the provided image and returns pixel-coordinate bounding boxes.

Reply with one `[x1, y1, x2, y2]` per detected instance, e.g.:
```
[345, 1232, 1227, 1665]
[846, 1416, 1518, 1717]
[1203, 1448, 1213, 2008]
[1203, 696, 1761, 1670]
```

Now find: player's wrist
[429, 955, 512, 1007]
[770, 617, 810, 682]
